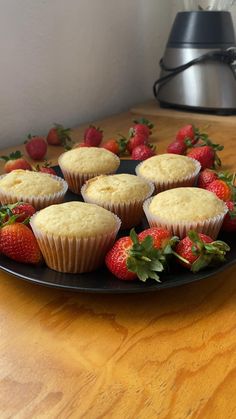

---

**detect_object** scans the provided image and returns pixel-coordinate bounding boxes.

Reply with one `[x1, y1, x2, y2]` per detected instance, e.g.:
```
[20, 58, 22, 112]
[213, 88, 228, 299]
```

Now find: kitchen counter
[1, 102, 236, 418]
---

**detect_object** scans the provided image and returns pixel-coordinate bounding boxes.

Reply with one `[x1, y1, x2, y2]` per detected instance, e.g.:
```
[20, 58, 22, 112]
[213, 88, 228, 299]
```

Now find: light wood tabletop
[1, 103, 236, 419]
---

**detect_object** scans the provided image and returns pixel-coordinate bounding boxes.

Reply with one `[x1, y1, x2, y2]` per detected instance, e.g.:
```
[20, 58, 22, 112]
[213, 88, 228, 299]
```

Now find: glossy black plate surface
[0, 160, 235, 293]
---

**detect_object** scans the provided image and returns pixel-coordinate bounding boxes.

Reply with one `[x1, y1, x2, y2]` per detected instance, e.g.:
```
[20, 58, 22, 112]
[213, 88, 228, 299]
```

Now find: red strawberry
[222, 201, 236, 232]
[129, 124, 150, 140]
[11, 203, 36, 223]
[176, 124, 196, 145]
[127, 134, 148, 154]
[39, 166, 56, 175]
[131, 144, 155, 160]
[25, 135, 47, 161]
[0, 222, 42, 264]
[102, 137, 127, 156]
[130, 118, 154, 139]
[167, 140, 187, 155]
[187, 145, 215, 169]
[102, 139, 119, 154]
[35, 161, 57, 176]
[0, 202, 36, 224]
[47, 123, 72, 149]
[106, 236, 136, 280]
[174, 230, 230, 272]
[197, 169, 218, 188]
[84, 125, 103, 147]
[105, 229, 173, 282]
[206, 179, 232, 201]
[138, 227, 172, 249]
[0, 151, 32, 173]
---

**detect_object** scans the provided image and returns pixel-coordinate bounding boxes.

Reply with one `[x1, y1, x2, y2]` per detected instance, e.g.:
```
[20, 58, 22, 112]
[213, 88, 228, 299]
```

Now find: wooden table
[1, 103, 236, 418]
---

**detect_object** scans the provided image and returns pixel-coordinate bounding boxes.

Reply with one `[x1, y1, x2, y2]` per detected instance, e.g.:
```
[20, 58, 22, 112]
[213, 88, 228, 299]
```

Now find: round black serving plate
[0, 160, 235, 293]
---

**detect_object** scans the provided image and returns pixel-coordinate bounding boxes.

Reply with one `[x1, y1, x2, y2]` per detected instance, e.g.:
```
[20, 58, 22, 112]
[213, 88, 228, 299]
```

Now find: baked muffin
[0, 170, 68, 209]
[81, 173, 154, 229]
[30, 201, 121, 273]
[143, 187, 227, 239]
[135, 153, 201, 192]
[58, 147, 120, 194]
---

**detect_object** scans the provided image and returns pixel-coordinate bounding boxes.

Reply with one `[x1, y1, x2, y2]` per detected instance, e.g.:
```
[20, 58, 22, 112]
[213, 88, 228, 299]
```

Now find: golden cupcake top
[0, 170, 64, 196]
[31, 201, 119, 237]
[58, 147, 120, 174]
[136, 153, 200, 182]
[148, 187, 226, 222]
[83, 174, 152, 203]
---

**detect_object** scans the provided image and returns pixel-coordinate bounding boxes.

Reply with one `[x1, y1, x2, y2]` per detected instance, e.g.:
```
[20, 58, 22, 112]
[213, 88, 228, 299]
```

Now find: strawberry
[84, 125, 103, 147]
[206, 179, 232, 201]
[187, 145, 215, 169]
[176, 124, 196, 145]
[138, 227, 172, 249]
[167, 140, 187, 155]
[130, 118, 154, 139]
[222, 201, 236, 232]
[131, 144, 155, 160]
[174, 230, 230, 272]
[0, 151, 32, 173]
[0, 222, 42, 264]
[127, 134, 148, 154]
[39, 166, 56, 175]
[0, 202, 36, 224]
[105, 228, 176, 282]
[47, 123, 72, 149]
[197, 169, 218, 188]
[25, 135, 47, 161]
[11, 203, 36, 223]
[35, 161, 57, 176]
[102, 137, 127, 156]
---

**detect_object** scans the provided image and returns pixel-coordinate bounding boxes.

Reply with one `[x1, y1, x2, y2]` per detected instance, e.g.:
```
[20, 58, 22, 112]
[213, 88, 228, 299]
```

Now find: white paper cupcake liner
[143, 197, 228, 239]
[135, 158, 201, 193]
[58, 153, 120, 194]
[30, 213, 121, 273]
[0, 174, 68, 210]
[81, 180, 154, 229]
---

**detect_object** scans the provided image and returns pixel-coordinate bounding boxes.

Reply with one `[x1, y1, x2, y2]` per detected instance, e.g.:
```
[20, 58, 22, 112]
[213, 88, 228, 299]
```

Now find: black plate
[0, 160, 235, 293]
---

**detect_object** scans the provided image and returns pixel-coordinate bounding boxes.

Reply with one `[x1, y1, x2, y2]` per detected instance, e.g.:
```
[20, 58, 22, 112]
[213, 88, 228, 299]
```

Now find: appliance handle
[153, 47, 236, 98]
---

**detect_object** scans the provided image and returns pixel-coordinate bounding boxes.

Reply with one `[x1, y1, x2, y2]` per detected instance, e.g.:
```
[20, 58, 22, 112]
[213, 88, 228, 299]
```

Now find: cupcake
[81, 173, 154, 229]
[143, 187, 227, 239]
[0, 170, 68, 209]
[30, 201, 121, 273]
[135, 153, 201, 192]
[58, 147, 120, 194]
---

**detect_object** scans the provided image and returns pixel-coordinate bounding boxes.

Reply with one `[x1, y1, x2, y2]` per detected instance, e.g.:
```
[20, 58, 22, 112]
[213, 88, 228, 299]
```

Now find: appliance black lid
[168, 11, 236, 47]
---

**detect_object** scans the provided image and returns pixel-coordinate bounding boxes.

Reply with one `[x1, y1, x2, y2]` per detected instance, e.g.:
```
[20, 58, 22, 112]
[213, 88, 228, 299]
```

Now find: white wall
[0, 0, 172, 147]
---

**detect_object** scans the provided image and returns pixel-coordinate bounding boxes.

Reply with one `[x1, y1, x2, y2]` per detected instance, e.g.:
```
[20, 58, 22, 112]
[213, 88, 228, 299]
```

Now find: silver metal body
[157, 47, 236, 111]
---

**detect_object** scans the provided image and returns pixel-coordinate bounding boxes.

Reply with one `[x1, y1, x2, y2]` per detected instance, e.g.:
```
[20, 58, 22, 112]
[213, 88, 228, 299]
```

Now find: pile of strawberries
[167, 124, 223, 169]
[78, 118, 156, 160]
[0, 123, 73, 174]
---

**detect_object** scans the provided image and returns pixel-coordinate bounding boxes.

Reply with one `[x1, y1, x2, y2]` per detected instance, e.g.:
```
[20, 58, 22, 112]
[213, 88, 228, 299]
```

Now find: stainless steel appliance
[153, 11, 236, 114]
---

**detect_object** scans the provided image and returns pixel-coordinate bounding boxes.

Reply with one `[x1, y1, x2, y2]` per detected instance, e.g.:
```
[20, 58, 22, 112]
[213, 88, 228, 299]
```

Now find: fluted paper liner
[143, 197, 228, 239]
[135, 158, 201, 193]
[58, 153, 120, 194]
[81, 180, 154, 229]
[0, 174, 68, 210]
[30, 213, 121, 273]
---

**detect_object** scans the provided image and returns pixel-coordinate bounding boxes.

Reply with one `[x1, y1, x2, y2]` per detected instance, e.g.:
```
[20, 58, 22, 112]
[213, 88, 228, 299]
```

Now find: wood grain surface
[0, 104, 236, 418]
